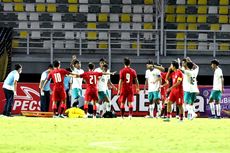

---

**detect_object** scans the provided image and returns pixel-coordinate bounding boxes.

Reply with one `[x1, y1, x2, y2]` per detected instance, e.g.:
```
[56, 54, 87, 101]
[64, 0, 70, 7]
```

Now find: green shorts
[148, 91, 161, 102]
[72, 88, 82, 100]
[98, 90, 109, 100]
[210, 90, 222, 102]
[184, 91, 197, 105]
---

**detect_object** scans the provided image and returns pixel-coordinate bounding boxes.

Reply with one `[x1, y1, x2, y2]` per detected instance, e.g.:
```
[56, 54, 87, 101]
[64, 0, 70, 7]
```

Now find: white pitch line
[89, 141, 126, 150]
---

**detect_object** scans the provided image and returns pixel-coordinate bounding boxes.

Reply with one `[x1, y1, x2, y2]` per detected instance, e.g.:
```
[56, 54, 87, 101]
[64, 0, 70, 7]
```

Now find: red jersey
[80, 71, 103, 92]
[170, 69, 183, 92]
[48, 68, 69, 88]
[119, 67, 137, 93]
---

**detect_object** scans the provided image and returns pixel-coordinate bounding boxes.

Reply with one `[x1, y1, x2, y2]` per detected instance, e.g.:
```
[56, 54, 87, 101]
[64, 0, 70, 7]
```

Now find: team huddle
[2, 56, 224, 120]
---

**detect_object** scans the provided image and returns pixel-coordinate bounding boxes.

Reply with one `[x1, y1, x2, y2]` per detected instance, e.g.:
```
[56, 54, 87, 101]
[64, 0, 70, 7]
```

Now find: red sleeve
[62, 69, 70, 75]
[133, 70, 137, 78]
[119, 70, 124, 80]
[97, 72, 103, 77]
[80, 72, 86, 78]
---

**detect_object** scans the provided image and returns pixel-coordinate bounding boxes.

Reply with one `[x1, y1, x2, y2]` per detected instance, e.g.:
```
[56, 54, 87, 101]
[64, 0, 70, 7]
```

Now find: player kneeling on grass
[65, 100, 85, 118]
[144, 60, 162, 118]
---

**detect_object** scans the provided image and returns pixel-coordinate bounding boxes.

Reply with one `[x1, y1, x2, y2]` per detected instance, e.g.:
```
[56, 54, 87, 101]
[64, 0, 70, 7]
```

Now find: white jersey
[72, 68, 84, 89]
[213, 67, 223, 91]
[182, 67, 190, 92]
[183, 66, 199, 93]
[95, 67, 110, 92]
[145, 69, 161, 92]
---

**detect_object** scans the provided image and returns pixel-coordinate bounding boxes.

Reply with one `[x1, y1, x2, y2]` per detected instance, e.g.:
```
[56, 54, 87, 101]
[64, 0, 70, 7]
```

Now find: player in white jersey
[144, 61, 162, 118]
[209, 59, 224, 119]
[182, 60, 199, 120]
[95, 59, 116, 116]
[2, 64, 22, 117]
[71, 60, 84, 101]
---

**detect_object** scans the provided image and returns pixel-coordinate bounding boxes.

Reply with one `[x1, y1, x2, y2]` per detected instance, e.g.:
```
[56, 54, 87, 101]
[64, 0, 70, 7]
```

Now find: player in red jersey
[164, 60, 184, 121]
[118, 57, 139, 119]
[75, 63, 115, 118]
[42, 60, 74, 118]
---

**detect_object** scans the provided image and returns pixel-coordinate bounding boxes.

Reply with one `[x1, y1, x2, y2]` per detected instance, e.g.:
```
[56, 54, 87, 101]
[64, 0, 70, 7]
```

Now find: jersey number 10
[54, 73, 62, 83]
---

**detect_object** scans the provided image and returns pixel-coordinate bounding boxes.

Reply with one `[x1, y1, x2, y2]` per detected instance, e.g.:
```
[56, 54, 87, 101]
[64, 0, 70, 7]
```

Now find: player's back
[80, 71, 102, 91]
[120, 67, 137, 93]
[49, 68, 69, 88]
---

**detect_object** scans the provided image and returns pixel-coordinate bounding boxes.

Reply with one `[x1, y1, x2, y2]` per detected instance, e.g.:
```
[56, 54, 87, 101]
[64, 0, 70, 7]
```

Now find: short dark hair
[88, 62, 95, 70]
[73, 60, 80, 65]
[124, 57, 131, 66]
[48, 64, 53, 69]
[15, 64, 22, 70]
[53, 60, 60, 68]
[187, 62, 194, 69]
[182, 58, 187, 63]
[164, 67, 169, 72]
[72, 101, 79, 107]
[211, 59, 219, 66]
[171, 60, 179, 69]
[103, 63, 108, 69]
[100, 58, 106, 62]
[146, 59, 154, 65]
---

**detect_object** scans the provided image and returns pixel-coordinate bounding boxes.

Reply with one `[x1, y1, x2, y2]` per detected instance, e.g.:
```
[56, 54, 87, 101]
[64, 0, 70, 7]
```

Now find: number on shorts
[89, 75, 97, 84]
[54, 73, 62, 83]
[126, 73, 130, 83]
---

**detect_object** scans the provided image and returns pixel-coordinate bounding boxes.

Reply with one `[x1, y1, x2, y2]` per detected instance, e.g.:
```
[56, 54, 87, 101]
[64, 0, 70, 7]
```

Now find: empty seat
[122, 5, 132, 13]
[79, 5, 88, 12]
[132, 23, 142, 30]
[198, 33, 208, 41]
[187, 15, 196, 23]
[101, 0, 109, 3]
[36, 0, 45, 2]
[53, 22, 63, 29]
[198, 0, 207, 5]
[176, 15, 186, 22]
[101, 5, 110, 13]
[68, 0, 78, 3]
[40, 22, 52, 28]
[14, 3, 24, 12]
[121, 41, 130, 49]
[31, 31, 41, 39]
[121, 23, 130, 40]
[121, 14, 131, 22]
[47, 4, 56, 12]
[4, 3, 13, 11]
[3, 0, 13, 2]
[98, 13, 108, 22]
[144, 15, 153, 22]
[29, 13, 39, 21]
[36, 4, 46, 12]
[133, 14, 142, 22]
[68, 5, 78, 12]
[176, 0, 185, 4]
[87, 23, 97, 40]
[25, 4, 35, 12]
[176, 41, 184, 50]
[87, 14, 96, 21]
[110, 14, 119, 22]
[89, 5, 100, 13]
[176, 33, 185, 40]
[198, 42, 208, 51]
[110, 6, 122, 13]
[65, 41, 75, 49]
[221, 24, 230, 31]
[144, 6, 153, 13]
[187, 0, 196, 5]
[40, 13, 52, 21]
[18, 13, 27, 21]
[208, 16, 218, 23]
[122, 0, 131, 4]
[220, 0, 229, 5]
[47, 0, 56, 3]
[176, 5, 185, 14]
[79, 0, 88, 3]
[110, 23, 119, 29]
[97, 23, 109, 28]
[76, 31, 86, 39]
[89, 0, 100, 4]
[133, 6, 142, 13]
[98, 41, 108, 49]
[165, 5, 174, 14]
[199, 24, 209, 30]
[87, 41, 97, 49]
[208, 0, 219, 5]
[19, 22, 28, 38]
[57, 5, 68, 13]
[166, 15, 175, 22]
[186, 6, 197, 14]
[177, 24, 186, 30]
[188, 24, 197, 30]
[197, 15, 207, 23]
[219, 15, 228, 23]
[76, 13, 86, 22]
[210, 24, 220, 31]
[144, 0, 153, 4]
[208, 6, 217, 14]
[98, 32, 108, 40]
[52, 13, 62, 21]
[198, 6, 207, 14]
[54, 41, 64, 49]
[65, 31, 75, 39]
[144, 23, 153, 40]
[219, 6, 228, 15]
[219, 43, 229, 51]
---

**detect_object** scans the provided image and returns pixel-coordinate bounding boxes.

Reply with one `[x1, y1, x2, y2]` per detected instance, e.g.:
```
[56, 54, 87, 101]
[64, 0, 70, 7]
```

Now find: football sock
[149, 104, 154, 117]
[179, 114, 183, 121]
[93, 105, 97, 116]
[129, 104, 133, 116]
[106, 102, 111, 112]
[209, 103, 215, 115]
[167, 112, 171, 118]
[84, 104, 88, 114]
[120, 103, 125, 117]
[216, 104, 221, 117]
[60, 103, 66, 115]
[52, 103, 57, 115]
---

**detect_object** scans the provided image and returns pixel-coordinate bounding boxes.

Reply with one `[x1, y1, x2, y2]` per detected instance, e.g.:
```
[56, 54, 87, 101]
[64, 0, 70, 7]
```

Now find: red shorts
[119, 92, 134, 103]
[168, 90, 183, 105]
[84, 90, 99, 102]
[52, 88, 66, 102]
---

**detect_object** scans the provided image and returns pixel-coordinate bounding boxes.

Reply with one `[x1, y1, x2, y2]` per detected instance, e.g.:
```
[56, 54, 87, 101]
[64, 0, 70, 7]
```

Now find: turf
[0, 117, 229, 153]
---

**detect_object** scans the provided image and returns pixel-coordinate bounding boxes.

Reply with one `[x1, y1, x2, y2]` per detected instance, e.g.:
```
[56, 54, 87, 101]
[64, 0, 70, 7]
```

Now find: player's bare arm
[167, 79, 182, 93]
[144, 78, 148, 94]
[135, 77, 140, 93]
[117, 79, 122, 95]
[221, 76, 224, 93]
[108, 79, 117, 90]
[153, 65, 165, 72]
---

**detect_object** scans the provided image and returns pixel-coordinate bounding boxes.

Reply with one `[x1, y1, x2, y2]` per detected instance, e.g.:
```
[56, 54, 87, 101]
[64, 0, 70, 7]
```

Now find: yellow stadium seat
[187, 0, 196, 5]
[219, 6, 228, 15]
[144, 23, 153, 29]
[68, 0, 78, 3]
[187, 42, 197, 50]
[198, 6, 207, 14]
[197, 15, 207, 23]
[13, 0, 23, 2]
[165, 5, 174, 14]
[166, 15, 175, 22]
[187, 15, 196, 23]
[14, 3, 24, 12]
[176, 15, 186, 22]
[219, 15, 228, 23]
[47, 4, 56, 12]
[12, 39, 19, 48]
[99, 42, 108, 49]
[3, 0, 12, 2]
[177, 24, 186, 30]
[176, 33, 185, 40]
[176, 42, 184, 50]
[98, 14, 108, 22]
[87, 23, 97, 40]
[36, 4, 46, 12]
[68, 5, 78, 12]
[210, 24, 220, 31]
[121, 14, 131, 22]
[132, 42, 141, 49]
[219, 43, 229, 51]
[176, 6, 185, 14]
[20, 31, 28, 39]
[144, 0, 154, 5]
[188, 24, 197, 30]
[220, 0, 229, 5]
[198, 0, 207, 5]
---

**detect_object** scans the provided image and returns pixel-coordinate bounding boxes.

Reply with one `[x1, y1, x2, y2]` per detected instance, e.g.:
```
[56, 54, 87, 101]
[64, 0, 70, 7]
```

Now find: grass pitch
[0, 117, 229, 153]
